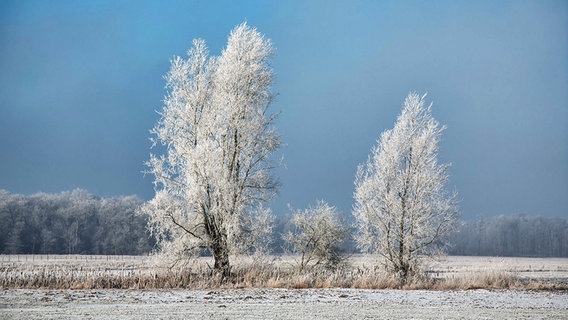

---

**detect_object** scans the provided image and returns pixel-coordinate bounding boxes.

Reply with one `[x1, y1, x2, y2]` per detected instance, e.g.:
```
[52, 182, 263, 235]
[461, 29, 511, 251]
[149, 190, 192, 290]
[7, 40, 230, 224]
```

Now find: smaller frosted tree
[283, 201, 347, 272]
[353, 92, 459, 278]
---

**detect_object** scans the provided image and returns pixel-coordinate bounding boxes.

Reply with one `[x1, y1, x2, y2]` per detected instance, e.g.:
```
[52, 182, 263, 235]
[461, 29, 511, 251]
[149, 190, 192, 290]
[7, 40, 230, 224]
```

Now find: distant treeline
[1, 189, 566, 257]
[0, 189, 154, 255]
[449, 215, 568, 257]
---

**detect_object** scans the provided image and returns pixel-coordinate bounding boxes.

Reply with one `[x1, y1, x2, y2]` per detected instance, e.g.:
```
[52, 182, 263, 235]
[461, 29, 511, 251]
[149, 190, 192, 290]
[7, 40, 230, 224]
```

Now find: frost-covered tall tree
[142, 23, 279, 280]
[353, 92, 459, 278]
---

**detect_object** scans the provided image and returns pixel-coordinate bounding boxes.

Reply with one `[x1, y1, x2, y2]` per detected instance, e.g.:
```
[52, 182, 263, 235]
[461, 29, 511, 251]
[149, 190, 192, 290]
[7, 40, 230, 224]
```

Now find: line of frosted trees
[141, 22, 459, 281]
[0, 189, 154, 255]
[1, 190, 565, 259]
[450, 215, 568, 257]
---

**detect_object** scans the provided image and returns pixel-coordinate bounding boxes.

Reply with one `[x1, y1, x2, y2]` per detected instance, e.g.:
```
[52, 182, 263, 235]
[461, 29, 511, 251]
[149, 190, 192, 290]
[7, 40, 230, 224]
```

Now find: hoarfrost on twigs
[353, 92, 460, 279]
[141, 22, 279, 281]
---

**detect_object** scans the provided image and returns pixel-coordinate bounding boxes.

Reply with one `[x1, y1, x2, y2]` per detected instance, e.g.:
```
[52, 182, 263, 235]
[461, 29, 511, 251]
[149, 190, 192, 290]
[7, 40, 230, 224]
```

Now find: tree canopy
[353, 93, 460, 277]
[142, 22, 279, 279]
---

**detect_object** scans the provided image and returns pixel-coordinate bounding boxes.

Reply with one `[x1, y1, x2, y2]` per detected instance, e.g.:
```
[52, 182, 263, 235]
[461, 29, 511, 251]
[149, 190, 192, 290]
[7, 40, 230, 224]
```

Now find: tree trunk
[212, 239, 230, 282]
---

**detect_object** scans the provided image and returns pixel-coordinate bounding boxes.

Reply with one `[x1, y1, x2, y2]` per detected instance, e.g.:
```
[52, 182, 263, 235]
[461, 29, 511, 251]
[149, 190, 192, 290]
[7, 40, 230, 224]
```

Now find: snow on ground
[1, 288, 567, 319]
[1, 256, 567, 319]
[426, 256, 568, 281]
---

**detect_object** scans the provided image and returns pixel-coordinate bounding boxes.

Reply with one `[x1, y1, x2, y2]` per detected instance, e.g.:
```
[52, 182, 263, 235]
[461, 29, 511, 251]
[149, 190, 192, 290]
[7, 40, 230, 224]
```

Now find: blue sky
[1, 0, 567, 219]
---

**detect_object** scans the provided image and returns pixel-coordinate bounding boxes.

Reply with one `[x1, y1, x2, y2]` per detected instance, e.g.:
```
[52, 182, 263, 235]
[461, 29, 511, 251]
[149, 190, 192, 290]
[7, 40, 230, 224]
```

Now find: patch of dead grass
[1, 255, 566, 291]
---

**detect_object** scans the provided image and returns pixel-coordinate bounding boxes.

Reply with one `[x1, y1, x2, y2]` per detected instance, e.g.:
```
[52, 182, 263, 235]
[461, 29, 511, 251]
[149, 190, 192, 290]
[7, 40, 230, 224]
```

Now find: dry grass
[1, 254, 566, 291]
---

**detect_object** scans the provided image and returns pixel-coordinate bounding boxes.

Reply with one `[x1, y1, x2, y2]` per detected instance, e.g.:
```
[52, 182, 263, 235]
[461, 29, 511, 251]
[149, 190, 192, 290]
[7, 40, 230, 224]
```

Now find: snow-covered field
[1, 255, 567, 319]
[424, 256, 568, 281]
[3, 254, 567, 280]
[1, 287, 567, 319]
